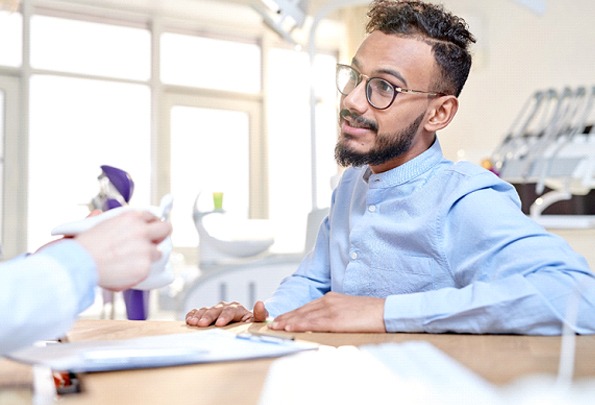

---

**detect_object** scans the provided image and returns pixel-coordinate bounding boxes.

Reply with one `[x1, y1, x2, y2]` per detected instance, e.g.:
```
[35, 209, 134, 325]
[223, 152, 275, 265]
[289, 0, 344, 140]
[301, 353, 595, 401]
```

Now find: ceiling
[28, 0, 351, 23]
[223, 0, 331, 16]
[21, 0, 549, 19]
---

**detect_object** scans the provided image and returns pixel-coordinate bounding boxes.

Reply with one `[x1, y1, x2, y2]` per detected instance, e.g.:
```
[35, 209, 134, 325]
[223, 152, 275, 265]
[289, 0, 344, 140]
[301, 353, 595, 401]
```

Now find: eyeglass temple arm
[398, 88, 444, 97]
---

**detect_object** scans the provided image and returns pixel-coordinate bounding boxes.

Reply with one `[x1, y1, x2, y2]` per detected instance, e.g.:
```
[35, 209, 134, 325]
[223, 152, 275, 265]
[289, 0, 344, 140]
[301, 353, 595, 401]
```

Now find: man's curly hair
[366, 0, 476, 96]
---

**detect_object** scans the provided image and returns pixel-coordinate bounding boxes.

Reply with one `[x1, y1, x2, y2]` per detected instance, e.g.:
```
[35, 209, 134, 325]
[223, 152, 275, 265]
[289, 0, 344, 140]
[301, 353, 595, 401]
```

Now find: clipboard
[6, 329, 318, 373]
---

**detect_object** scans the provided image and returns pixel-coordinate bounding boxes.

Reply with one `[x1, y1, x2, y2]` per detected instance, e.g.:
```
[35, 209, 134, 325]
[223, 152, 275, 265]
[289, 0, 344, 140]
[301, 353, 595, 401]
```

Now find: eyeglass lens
[336, 66, 358, 95]
[336, 65, 395, 110]
[367, 78, 395, 109]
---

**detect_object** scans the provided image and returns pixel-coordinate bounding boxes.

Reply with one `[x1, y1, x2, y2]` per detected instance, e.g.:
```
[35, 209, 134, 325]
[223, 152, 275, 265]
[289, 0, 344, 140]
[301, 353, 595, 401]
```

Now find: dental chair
[178, 206, 329, 319]
[491, 85, 595, 228]
[193, 192, 275, 267]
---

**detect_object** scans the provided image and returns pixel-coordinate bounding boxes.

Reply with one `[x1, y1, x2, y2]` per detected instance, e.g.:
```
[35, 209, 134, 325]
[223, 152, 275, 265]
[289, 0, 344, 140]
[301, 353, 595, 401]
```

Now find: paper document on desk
[6, 329, 318, 373]
[259, 341, 501, 405]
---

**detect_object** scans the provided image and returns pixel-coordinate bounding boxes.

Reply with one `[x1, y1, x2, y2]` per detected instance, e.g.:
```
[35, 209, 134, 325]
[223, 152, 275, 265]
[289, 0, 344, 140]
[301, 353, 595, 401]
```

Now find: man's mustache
[339, 109, 378, 132]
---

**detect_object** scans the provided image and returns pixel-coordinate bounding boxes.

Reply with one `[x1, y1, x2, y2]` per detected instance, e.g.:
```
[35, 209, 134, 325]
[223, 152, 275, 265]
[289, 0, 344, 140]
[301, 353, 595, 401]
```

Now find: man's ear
[424, 95, 459, 132]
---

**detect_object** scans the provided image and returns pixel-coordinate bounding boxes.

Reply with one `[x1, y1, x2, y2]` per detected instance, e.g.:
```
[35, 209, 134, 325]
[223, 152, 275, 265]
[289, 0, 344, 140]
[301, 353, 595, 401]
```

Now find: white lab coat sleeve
[0, 239, 97, 355]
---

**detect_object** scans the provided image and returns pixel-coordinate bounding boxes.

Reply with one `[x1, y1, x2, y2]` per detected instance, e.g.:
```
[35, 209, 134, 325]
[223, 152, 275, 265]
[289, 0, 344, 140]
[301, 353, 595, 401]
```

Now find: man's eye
[371, 79, 394, 95]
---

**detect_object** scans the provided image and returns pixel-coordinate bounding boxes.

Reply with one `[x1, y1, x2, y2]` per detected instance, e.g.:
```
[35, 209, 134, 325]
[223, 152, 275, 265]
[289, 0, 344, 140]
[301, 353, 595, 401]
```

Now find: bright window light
[0, 11, 22, 67]
[0, 89, 4, 246]
[170, 106, 250, 247]
[161, 33, 261, 93]
[267, 48, 337, 252]
[30, 16, 150, 80]
[28, 75, 151, 251]
[311, 53, 340, 208]
[0, 89, 4, 156]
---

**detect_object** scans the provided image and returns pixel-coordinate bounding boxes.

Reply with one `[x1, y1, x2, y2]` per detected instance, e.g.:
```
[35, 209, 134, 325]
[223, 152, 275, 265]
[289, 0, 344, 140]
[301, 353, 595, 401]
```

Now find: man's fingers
[185, 307, 222, 326]
[253, 301, 269, 322]
[185, 301, 252, 328]
[215, 305, 251, 326]
[185, 308, 208, 325]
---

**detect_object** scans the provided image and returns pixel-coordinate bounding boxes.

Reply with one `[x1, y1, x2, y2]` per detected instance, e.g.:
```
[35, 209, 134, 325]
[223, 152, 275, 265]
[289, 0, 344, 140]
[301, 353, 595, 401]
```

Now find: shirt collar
[363, 137, 444, 187]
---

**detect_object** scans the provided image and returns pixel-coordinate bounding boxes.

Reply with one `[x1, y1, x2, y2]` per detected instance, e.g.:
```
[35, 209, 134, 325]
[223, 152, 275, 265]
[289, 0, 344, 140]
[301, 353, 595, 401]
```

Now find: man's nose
[341, 81, 369, 114]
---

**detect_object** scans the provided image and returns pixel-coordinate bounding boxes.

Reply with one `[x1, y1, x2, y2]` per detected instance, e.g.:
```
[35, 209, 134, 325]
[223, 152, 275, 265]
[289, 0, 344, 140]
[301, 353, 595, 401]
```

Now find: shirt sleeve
[0, 239, 98, 355]
[384, 184, 595, 335]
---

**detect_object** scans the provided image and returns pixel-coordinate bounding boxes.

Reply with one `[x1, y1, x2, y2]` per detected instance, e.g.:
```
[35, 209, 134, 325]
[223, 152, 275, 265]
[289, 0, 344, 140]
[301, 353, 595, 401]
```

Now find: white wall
[440, 0, 595, 164]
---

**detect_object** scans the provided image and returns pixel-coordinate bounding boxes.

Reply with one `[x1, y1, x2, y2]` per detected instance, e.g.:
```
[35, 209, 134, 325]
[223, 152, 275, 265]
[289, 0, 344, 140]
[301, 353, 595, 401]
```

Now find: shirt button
[350, 251, 358, 260]
[368, 205, 376, 212]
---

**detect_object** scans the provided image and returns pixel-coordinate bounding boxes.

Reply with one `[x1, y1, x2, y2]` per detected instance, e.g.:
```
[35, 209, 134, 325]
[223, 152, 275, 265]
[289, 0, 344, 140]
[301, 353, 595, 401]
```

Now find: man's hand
[268, 292, 386, 333]
[186, 300, 269, 327]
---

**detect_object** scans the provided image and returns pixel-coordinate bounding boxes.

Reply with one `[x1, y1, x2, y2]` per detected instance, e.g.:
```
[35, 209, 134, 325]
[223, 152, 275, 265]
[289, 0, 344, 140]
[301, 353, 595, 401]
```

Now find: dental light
[251, 0, 307, 46]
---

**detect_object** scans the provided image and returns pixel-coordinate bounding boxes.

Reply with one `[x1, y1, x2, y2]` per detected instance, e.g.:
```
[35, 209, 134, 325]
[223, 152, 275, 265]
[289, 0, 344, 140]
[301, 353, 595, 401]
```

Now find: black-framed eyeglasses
[336, 64, 445, 110]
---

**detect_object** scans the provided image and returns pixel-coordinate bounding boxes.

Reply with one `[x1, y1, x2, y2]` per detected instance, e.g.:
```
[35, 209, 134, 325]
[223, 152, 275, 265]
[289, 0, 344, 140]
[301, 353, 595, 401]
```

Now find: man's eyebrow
[377, 67, 408, 87]
[351, 58, 362, 70]
[350, 58, 408, 86]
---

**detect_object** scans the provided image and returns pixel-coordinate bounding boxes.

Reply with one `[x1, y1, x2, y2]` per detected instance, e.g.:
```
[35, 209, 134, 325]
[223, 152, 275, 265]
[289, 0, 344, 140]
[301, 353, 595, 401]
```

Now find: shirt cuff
[384, 293, 428, 332]
[40, 239, 98, 312]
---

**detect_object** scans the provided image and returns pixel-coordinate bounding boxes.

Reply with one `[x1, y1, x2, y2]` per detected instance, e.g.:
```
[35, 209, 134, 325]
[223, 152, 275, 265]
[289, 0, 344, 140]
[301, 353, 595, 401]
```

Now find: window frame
[0, 75, 23, 258]
[0, 2, 341, 259]
[159, 89, 265, 261]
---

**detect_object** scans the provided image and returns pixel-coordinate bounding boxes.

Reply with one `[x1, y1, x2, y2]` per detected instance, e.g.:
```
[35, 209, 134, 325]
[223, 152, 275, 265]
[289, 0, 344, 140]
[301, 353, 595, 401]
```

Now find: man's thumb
[253, 301, 269, 322]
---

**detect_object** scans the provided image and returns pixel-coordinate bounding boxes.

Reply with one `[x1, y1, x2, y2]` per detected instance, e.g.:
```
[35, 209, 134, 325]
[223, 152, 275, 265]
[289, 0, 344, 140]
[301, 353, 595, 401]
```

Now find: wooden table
[2, 319, 595, 404]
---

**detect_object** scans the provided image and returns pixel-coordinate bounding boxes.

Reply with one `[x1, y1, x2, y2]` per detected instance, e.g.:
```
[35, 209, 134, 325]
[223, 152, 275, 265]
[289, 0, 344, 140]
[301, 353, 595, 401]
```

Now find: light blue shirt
[0, 239, 97, 355]
[265, 138, 595, 335]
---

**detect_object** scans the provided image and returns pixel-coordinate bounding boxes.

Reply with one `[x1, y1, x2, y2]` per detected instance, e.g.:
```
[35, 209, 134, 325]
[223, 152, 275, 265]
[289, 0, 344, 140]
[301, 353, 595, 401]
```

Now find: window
[0, 11, 22, 67]
[312, 54, 341, 209]
[0, 88, 4, 249]
[0, 75, 20, 258]
[160, 32, 264, 252]
[28, 75, 151, 250]
[161, 33, 261, 93]
[30, 15, 150, 80]
[267, 48, 337, 252]
[169, 104, 251, 247]
[26, 16, 152, 251]
[2, 4, 341, 259]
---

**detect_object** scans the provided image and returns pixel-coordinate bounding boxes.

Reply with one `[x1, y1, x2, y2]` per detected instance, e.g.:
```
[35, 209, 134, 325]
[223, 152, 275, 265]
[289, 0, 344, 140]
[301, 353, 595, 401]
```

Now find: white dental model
[51, 194, 174, 290]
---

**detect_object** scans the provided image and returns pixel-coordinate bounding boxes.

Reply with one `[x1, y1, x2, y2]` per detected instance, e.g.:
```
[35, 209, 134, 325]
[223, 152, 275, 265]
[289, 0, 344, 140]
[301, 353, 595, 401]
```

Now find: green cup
[212, 192, 224, 210]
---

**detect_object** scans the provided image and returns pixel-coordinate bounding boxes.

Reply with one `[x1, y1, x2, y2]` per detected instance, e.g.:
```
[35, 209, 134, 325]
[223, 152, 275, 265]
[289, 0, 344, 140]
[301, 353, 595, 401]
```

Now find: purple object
[105, 198, 124, 210]
[123, 289, 150, 320]
[100, 165, 134, 203]
[98, 165, 149, 321]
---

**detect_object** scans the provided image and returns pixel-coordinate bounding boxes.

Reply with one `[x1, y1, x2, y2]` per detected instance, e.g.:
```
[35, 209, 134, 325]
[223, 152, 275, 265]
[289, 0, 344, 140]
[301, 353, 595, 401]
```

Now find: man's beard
[335, 110, 425, 167]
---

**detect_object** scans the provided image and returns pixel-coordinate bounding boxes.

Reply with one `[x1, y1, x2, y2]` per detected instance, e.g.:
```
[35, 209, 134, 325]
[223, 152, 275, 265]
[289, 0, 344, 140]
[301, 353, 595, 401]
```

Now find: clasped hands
[185, 292, 386, 333]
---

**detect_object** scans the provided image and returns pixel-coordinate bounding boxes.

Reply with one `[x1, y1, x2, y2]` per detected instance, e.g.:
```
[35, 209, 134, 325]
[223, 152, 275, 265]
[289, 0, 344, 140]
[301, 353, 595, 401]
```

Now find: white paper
[7, 329, 318, 373]
[258, 342, 501, 405]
